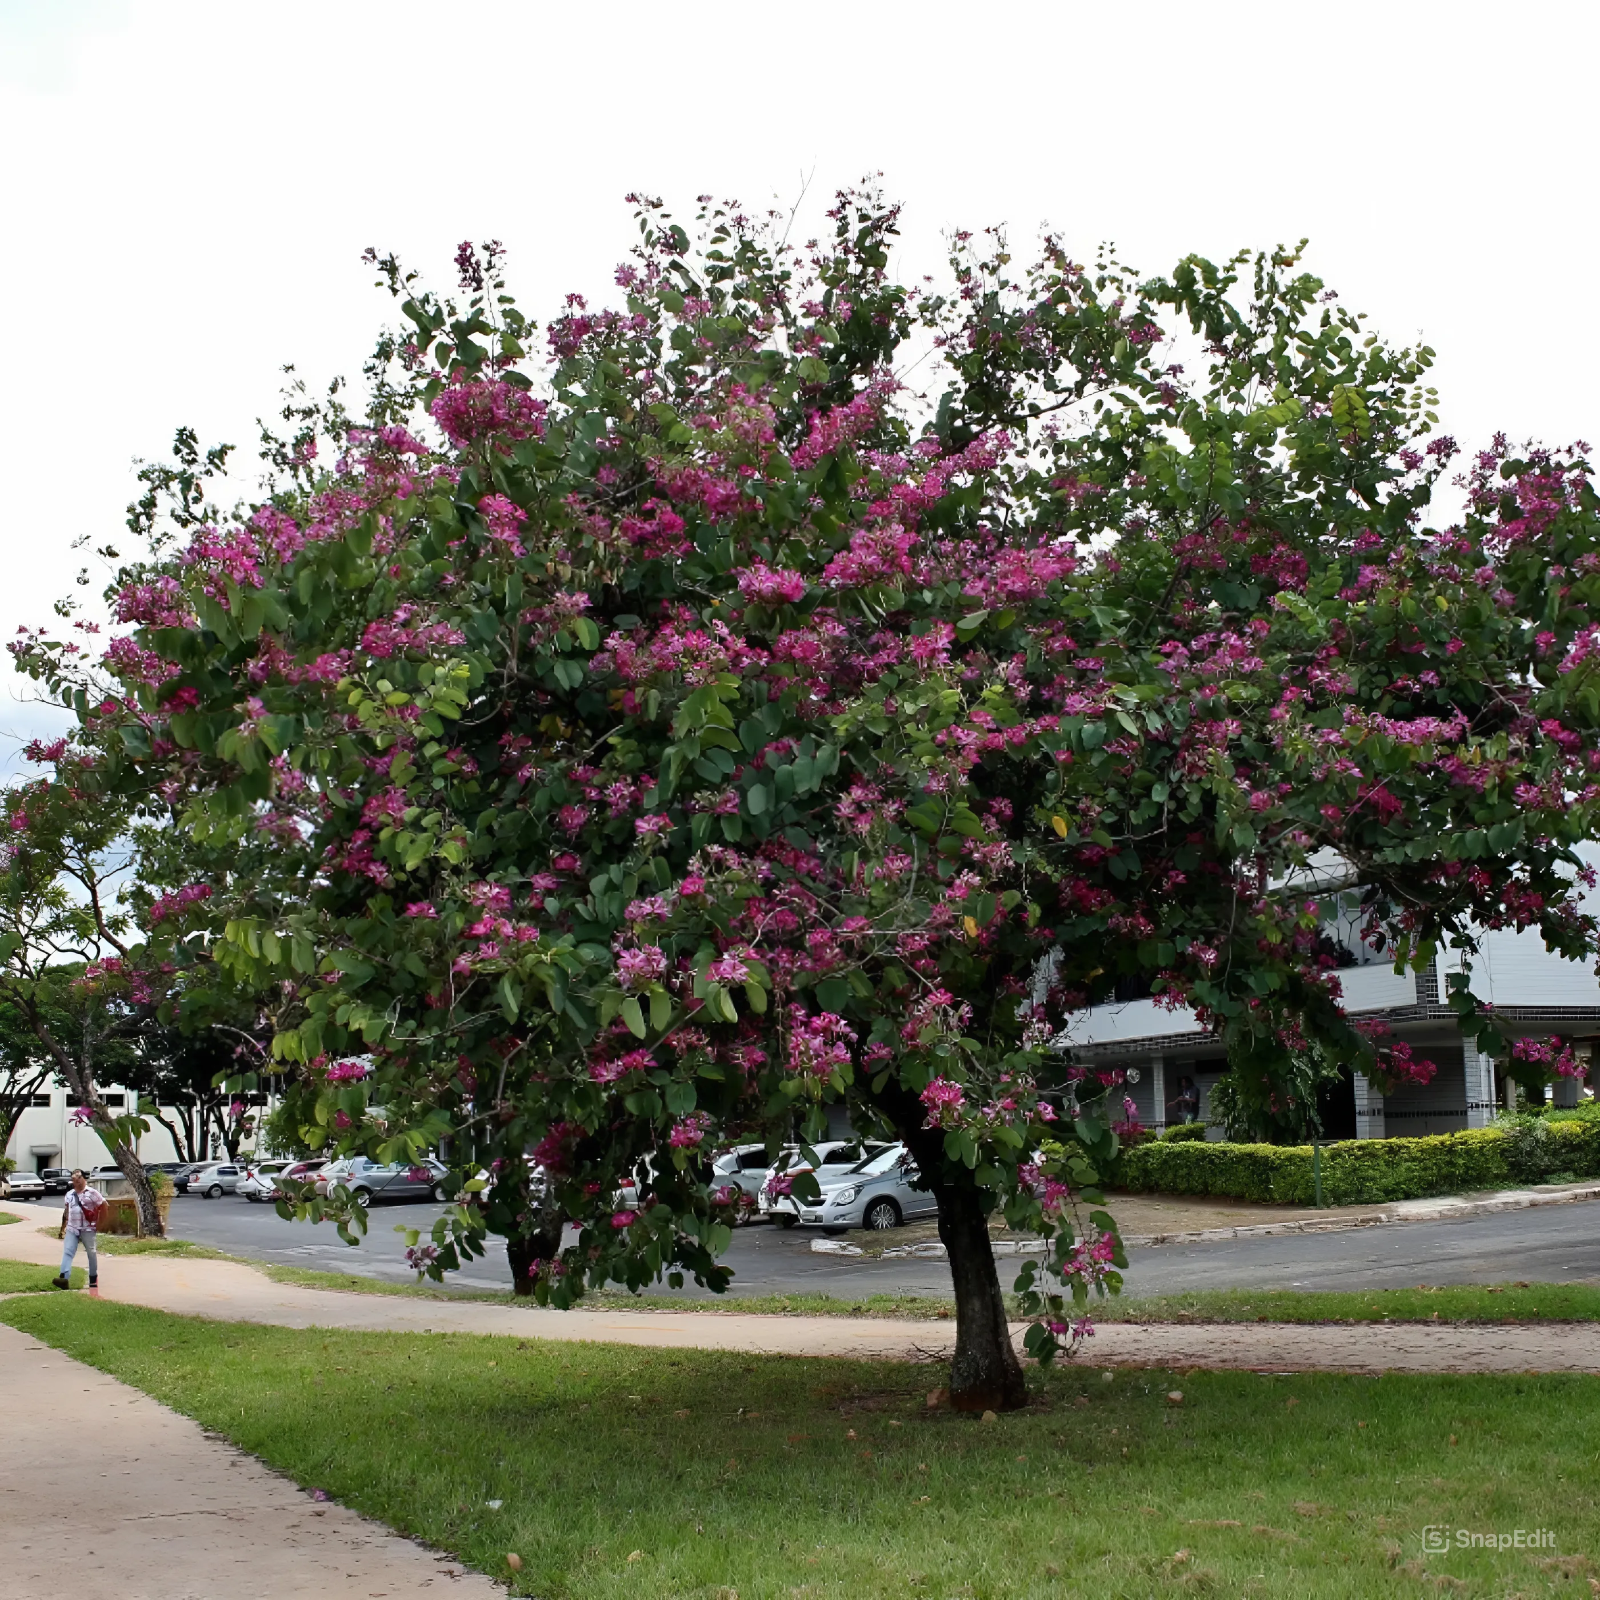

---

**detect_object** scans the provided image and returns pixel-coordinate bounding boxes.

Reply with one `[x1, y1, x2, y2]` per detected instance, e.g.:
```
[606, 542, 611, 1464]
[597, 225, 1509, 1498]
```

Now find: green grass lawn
[0, 1210, 19, 1225]
[0, 1260, 83, 1292]
[2, 1294, 1596, 1598]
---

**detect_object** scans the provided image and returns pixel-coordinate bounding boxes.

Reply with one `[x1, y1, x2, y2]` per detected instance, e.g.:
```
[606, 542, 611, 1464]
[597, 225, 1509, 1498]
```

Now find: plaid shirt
[64, 1187, 106, 1233]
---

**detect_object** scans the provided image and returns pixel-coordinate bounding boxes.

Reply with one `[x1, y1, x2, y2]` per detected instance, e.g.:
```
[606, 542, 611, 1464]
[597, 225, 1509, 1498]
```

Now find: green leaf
[747, 784, 770, 816]
[621, 996, 647, 1039]
[649, 987, 672, 1032]
[497, 974, 522, 1022]
[815, 977, 850, 1014]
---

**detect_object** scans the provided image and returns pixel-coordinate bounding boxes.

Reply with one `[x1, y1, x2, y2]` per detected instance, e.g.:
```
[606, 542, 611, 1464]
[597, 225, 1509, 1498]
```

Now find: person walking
[52, 1169, 106, 1291]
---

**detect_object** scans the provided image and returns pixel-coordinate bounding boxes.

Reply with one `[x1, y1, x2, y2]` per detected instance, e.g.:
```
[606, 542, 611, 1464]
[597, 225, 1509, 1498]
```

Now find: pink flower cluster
[146, 883, 212, 926]
[785, 1011, 855, 1079]
[430, 377, 548, 449]
[1512, 1036, 1586, 1079]
[920, 1076, 966, 1128]
[736, 563, 808, 606]
[669, 1112, 713, 1149]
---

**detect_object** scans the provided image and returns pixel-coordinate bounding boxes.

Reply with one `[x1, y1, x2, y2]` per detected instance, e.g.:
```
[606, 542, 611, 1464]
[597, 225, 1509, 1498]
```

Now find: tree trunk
[106, 1135, 165, 1238]
[933, 1176, 1029, 1411]
[506, 1192, 564, 1295]
[885, 1096, 1031, 1413]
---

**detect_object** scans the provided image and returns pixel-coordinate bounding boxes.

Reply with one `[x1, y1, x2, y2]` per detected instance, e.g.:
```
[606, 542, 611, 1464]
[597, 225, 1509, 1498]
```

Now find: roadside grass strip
[2, 1295, 1596, 1598]
[1099, 1283, 1600, 1324]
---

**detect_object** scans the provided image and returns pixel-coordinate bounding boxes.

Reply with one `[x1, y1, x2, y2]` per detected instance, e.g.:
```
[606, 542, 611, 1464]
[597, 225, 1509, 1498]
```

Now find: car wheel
[206, 1184, 223, 1199]
[431, 1183, 449, 1202]
[776, 1214, 798, 1229]
[863, 1198, 901, 1231]
[352, 1188, 372, 1208]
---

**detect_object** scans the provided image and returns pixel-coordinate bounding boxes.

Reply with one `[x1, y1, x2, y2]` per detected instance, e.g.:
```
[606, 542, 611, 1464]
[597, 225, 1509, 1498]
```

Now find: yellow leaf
[1051, 815, 1068, 838]
[963, 916, 979, 937]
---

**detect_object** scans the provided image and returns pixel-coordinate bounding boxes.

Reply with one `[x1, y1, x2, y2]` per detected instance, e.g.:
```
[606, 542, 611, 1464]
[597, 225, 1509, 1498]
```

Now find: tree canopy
[16, 189, 1600, 1406]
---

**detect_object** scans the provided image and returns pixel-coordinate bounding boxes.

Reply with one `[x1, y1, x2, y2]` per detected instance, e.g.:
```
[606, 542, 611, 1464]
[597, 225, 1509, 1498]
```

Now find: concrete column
[1353, 1071, 1386, 1139]
[1554, 1052, 1581, 1110]
[1464, 1039, 1495, 1129]
[1149, 1055, 1166, 1133]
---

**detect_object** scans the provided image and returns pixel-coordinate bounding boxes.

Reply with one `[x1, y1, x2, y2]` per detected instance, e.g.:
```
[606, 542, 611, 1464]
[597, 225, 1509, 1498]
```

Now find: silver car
[192, 1162, 245, 1198]
[320, 1155, 447, 1206]
[757, 1140, 890, 1225]
[770, 1143, 937, 1231]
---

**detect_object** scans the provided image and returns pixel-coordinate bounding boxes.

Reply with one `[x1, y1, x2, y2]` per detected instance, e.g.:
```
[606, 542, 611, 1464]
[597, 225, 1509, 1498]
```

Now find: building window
[29, 1093, 52, 1107]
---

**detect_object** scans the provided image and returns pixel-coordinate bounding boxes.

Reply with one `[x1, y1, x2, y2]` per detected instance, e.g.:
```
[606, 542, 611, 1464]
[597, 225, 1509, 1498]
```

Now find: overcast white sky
[0, 0, 1594, 771]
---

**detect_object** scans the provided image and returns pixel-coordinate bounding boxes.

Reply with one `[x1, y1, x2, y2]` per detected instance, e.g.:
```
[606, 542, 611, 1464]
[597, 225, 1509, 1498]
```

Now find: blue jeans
[61, 1228, 97, 1282]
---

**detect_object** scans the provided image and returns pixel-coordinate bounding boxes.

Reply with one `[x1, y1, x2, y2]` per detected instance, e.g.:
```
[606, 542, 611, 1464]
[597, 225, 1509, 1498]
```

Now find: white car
[709, 1145, 776, 1201]
[2, 1170, 46, 1201]
[757, 1141, 891, 1225]
[237, 1160, 293, 1201]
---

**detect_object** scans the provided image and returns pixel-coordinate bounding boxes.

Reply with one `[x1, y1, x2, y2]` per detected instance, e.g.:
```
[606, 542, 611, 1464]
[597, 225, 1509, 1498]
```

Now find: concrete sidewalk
[0, 1319, 499, 1600]
[7, 1201, 1600, 1374]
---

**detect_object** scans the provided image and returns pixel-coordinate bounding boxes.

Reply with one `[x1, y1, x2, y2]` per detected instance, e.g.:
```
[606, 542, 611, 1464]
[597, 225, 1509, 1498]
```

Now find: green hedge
[1111, 1112, 1600, 1206]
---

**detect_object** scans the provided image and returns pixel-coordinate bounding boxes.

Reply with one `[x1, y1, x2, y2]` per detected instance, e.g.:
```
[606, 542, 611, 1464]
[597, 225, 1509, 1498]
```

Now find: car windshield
[824, 1143, 886, 1165]
[852, 1146, 904, 1177]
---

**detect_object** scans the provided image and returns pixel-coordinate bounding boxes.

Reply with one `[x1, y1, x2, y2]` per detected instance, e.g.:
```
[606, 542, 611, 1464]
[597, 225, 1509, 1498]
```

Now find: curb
[810, 1181, 1600, 1259]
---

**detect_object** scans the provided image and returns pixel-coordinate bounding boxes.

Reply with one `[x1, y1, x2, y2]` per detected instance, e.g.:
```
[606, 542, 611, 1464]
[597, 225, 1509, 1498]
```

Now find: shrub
[1158, 1123, 1208, 1143]
[1109, 1126, 1547, 1205]
[1498, 1114, 1600, 1185]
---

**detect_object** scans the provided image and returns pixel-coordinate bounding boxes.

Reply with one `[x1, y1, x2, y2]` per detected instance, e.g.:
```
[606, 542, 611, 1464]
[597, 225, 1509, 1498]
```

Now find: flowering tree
[19, 192, 1600, 1408]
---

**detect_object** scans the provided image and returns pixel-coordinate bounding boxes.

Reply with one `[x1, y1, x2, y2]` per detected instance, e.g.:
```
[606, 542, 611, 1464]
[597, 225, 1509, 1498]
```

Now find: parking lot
[158, 1190, 961, 1298]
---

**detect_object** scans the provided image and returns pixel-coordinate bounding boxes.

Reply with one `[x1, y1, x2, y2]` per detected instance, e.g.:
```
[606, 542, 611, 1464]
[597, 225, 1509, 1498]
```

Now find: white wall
[6, 1086, 180, 1173]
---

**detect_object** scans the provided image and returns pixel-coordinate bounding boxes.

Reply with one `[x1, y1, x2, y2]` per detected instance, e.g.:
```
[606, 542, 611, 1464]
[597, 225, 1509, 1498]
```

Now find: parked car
[765, 1143, 937, 1231]
[171, 1164, 203, 1194]
[267, 1159, 329, 1200]
[757, 1141, 891, 1225]
[237, 1160, 294, 1201]
[2, 1169, 46, 1201]
[316, 1156, 447, 1206]
[38, 1168, 73, 1194]
[709, 1145, 774, 1201]
[191, 1162, 244, 1198]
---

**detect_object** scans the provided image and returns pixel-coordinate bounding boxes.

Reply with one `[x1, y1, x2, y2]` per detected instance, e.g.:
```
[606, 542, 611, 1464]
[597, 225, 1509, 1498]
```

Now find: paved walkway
[0, 1319, 500, 1600]
[6, 1201, 1600, 1374]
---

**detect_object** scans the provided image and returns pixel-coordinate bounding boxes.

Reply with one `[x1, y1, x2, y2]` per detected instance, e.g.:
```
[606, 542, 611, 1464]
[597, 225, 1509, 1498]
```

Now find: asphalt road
[140, 1190, 1600, 1302]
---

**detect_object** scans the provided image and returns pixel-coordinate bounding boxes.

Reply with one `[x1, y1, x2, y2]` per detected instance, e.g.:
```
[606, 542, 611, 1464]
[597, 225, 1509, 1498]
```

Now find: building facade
[6, 1085, 181, 1174]
[1063, 904, 1600, 1140]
